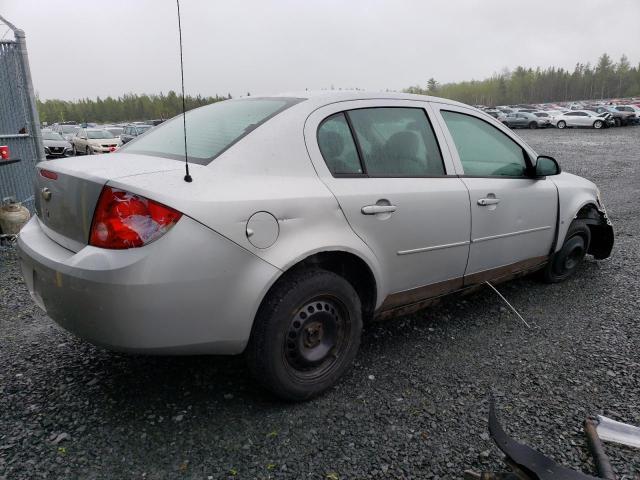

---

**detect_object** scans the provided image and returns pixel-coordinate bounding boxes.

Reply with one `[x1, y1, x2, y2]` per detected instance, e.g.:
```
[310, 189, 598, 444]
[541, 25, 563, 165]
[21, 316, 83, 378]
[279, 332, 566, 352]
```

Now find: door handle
[361, 205, 397, 215]
[477, 198, 501, 206]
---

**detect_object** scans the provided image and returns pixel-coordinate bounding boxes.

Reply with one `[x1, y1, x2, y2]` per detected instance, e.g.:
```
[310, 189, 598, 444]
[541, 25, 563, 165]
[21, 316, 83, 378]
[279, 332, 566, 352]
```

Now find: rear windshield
[60, 125, 79, 134]
[121, 97, 304, 165]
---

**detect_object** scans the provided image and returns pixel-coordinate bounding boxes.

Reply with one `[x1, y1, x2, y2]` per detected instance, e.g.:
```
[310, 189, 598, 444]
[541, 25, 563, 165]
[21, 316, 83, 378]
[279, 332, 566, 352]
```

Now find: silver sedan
[18, 92, 614, 400]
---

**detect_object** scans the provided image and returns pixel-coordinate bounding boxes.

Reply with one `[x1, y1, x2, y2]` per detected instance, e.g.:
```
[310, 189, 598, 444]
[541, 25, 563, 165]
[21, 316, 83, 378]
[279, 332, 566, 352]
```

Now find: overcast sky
[3, 0, 640, 101]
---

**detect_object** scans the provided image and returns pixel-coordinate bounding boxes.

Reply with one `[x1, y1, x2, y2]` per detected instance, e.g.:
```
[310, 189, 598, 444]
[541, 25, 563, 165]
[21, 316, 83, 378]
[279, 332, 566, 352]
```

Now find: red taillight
[40, 169, 58, 180]
[0, 145, 9, 160]
[89, 187, 182, 249]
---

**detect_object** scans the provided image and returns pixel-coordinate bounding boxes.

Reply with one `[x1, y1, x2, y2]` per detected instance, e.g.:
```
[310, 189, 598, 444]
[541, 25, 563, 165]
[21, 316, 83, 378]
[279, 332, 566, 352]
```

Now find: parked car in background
[72, 128, 121, 155]
[53, 124, 80, 142]
[120, 124, 153, 144]
[17, 92, 613, 400]
[553, 110, 608, 129]
[503, 112, 550, 129]
[484, 110, 507, 122]
[103, 126, 124, 138]
[42, 130, 73, 159]
[613, 105, 640, 125]
[588, 106, 635, 126]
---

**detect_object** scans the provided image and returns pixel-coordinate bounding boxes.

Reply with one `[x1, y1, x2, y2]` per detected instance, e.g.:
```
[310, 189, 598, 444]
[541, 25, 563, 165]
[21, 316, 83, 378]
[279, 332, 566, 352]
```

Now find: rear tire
[246, 269, 362, 401]
[557, 120, 567, 129]
[593, 120, 603, 129]
[540, 221, 591, 283]
[614, 117, 621, 127]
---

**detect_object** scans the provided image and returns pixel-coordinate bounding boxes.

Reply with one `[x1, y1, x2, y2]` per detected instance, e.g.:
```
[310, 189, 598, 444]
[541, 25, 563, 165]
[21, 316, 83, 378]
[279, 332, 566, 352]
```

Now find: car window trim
[440, 108, 534, 178]
[318, 106, 452, 179]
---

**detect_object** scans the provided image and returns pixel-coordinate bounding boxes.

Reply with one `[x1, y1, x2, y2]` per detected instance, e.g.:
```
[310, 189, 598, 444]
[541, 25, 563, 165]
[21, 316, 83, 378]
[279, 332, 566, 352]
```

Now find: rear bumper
[17, 216, 280, 354]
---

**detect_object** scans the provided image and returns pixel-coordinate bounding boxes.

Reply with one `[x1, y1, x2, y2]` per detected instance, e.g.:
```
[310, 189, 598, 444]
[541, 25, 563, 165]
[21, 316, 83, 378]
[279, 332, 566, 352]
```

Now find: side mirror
[535, 155, 561, 177]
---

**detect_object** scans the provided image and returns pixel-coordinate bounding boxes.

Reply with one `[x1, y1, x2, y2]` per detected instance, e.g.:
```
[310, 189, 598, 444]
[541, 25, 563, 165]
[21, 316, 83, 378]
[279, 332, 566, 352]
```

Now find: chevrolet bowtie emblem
[41, 187, 52, 201]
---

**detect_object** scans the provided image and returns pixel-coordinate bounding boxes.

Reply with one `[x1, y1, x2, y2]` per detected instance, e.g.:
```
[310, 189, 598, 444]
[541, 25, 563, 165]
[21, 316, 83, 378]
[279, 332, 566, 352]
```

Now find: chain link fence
[0, 15, 44, 211]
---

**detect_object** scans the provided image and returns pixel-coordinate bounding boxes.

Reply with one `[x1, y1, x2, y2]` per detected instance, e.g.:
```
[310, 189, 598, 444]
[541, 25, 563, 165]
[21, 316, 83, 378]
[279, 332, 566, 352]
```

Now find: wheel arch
[557, 200, 613, 259]
[255, 248, 382, 327]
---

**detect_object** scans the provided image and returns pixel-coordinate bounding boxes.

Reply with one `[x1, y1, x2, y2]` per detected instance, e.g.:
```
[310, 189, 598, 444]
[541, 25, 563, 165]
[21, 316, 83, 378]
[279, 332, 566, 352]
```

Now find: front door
[304, 100, 471, 308]
[433, 105, 557, 284]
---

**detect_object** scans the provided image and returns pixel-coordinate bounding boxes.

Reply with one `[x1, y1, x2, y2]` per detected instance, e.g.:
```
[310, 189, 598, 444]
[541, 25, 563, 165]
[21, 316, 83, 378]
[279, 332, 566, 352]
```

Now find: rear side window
[347, 107, 445, 176]
[441, 110, 527, 177]
[317, 113, 362, 175]
[122, 97, 303, 165]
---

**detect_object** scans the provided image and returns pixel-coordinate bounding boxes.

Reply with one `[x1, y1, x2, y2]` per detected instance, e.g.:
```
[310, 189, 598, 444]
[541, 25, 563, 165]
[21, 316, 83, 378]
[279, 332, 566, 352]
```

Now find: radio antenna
[176, 0, 192, 182]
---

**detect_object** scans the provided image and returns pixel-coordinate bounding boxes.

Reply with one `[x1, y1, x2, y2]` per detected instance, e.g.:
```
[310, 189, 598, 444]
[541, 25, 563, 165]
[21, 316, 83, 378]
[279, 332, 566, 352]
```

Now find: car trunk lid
[34, 153, 183, 252]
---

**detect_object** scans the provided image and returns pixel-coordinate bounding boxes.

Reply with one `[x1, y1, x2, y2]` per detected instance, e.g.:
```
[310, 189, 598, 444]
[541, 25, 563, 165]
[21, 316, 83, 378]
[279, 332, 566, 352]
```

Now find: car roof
[268, 90, 471, 110]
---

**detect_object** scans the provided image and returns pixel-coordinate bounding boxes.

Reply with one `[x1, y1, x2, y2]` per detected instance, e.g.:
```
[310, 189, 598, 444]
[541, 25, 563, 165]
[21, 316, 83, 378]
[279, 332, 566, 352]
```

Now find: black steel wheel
[283, 297, 350, 379]
[540, 221, 591, 283]
[246, 269, 362, 401]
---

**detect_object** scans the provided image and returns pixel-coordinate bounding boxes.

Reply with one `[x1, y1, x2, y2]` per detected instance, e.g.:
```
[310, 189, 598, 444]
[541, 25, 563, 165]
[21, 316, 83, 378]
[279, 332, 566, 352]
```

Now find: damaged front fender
[578, 206, 614, 260]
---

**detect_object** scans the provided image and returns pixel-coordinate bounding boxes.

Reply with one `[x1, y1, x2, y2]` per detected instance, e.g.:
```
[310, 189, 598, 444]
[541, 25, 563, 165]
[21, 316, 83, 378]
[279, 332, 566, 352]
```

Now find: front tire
[246, 269, 362, 401]
[86, 147, 92, 155]
[557, 120, 567, 129]
[593, 120, 603, 129]
[529, 121, 538, 129]
[541, 221, 591, 283]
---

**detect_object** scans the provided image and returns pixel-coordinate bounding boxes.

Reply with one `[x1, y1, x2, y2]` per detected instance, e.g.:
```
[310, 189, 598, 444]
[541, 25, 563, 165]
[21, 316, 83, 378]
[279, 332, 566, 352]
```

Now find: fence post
[13, 28, 44, 163]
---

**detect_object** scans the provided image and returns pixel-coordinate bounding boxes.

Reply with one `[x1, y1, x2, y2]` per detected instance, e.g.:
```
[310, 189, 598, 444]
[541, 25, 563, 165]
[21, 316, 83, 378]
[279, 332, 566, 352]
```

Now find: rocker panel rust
[375, 256, 548, 320]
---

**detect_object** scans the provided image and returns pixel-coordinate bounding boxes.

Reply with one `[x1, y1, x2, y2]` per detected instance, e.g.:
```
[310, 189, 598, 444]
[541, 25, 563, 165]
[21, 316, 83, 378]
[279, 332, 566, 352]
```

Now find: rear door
[432, 104, 557, 284]
[304, 100, 471, 309]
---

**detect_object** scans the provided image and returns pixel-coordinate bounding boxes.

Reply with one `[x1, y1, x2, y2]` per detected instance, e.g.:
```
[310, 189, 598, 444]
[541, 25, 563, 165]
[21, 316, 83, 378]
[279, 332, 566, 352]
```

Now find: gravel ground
[1, 126, 639, 479]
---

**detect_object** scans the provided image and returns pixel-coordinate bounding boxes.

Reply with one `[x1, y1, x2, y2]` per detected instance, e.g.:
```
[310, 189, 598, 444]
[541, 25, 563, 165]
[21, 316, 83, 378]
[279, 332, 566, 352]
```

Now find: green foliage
[405, 54, 640, 105]
[37, 91, 232, 124]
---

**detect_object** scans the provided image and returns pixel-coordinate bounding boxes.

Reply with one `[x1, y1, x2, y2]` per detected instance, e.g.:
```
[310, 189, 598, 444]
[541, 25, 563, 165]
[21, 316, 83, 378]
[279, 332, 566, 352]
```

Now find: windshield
[121, 97, 303, 165]
[60, 125, 79, 134]
[87, 130, 115, 139]
[42, 131, 64, 141]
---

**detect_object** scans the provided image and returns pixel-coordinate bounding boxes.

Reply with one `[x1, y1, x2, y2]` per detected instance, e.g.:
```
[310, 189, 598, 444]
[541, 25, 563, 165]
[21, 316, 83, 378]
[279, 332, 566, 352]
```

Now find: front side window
[122, 97, 303, 165]
[347, 107, 445, 176]
[317, 113, 362, 175]
[441, 110, 528, 177]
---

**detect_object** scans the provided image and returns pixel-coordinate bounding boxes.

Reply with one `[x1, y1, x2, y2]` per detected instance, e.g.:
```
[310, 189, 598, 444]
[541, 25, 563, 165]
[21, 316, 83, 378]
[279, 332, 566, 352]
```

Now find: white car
[72, 128, 122, 155]
[18, 92, 614, 400]
[552, 110, 608, 129]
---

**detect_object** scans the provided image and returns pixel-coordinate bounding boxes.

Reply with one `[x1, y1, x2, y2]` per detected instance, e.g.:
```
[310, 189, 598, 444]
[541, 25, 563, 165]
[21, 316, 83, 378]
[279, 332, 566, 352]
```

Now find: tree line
[405, 54, 640, 106]
[36, 53, 640, 123]
[37, 91, 231, 124]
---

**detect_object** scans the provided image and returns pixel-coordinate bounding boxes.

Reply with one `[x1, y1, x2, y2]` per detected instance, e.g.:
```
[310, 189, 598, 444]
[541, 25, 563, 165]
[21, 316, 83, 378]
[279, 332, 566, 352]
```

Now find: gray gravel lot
[1, 127, 639, 479]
